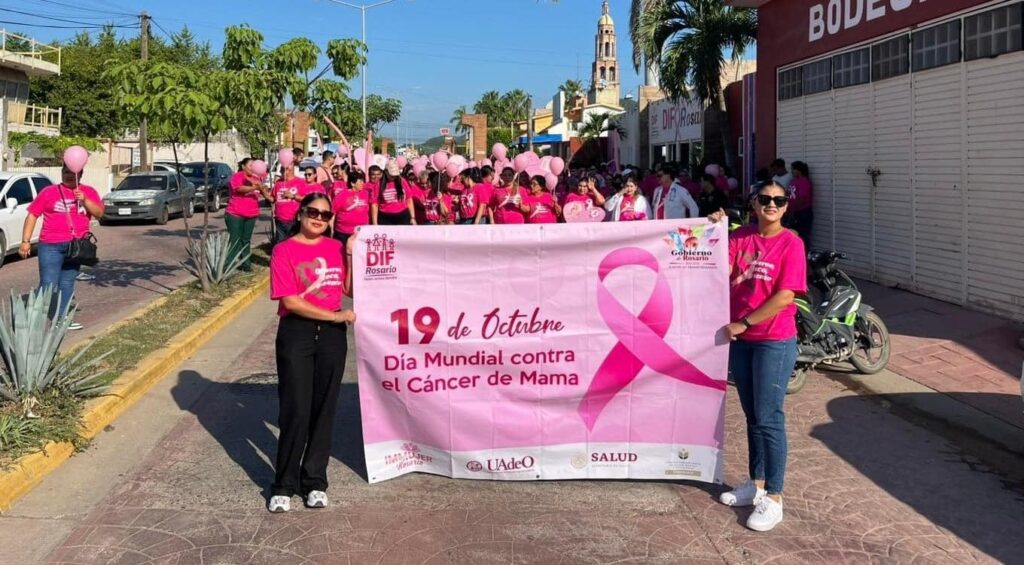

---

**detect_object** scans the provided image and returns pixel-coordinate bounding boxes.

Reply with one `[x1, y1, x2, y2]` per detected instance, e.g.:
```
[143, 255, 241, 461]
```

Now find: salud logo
[364, 233, 398, 280]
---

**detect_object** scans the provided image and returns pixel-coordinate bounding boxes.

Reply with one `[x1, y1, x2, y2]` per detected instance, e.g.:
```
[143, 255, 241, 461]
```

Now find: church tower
[588, 0, 621, 107]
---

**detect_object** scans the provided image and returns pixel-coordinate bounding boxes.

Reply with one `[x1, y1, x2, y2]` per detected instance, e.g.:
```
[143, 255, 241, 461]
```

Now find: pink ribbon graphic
[578, 247, 726, 430]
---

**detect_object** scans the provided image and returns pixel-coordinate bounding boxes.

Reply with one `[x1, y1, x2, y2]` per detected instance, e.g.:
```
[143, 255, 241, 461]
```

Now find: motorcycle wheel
[787, 367, 809, 394]
[850, 311, 891, 375]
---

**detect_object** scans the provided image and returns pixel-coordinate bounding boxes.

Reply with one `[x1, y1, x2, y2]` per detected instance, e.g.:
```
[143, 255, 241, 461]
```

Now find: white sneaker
[267, 495, 290, 513]
[75, 272, 95, 281]
[719, 479, 765, 507]
[67, 321, 84, 331]
[305, 490, 328, 508]
[746, 496, 784, 532]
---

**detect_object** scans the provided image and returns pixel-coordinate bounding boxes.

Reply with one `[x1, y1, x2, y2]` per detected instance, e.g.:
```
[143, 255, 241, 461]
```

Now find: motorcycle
[788, 250, 891, 394]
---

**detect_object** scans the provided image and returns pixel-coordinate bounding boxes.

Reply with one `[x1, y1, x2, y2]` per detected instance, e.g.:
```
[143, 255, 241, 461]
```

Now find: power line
[150, 18, 175, 42]
[28, 0, 133, 17]
[0, 6, 132, 26]
[0, 18, 133, 29]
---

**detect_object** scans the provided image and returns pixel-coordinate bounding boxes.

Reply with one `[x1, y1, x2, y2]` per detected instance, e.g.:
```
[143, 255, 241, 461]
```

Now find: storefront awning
[516, 134, 563, 145]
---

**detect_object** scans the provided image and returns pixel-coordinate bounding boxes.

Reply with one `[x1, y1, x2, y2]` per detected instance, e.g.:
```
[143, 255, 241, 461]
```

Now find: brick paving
[43, 317, 1023, 564]
[858, 281, 1024, 432]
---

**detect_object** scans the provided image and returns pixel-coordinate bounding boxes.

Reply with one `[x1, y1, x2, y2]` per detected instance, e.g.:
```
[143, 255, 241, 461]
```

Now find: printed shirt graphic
[728, 225, 807, 341]
[270, 237, 346, 317]
[333, 189, 371, 234]
[619, 194, 646, 221]
[458, 185, 482, 220]
[377, 180, 409, 214]
[28, 184, 101, 244]
[273, 178, 309, 222]
[489, 186, 526, 224]
[564, 192, 594, 208]
[417, 192, 452, 224]
[789, 177, 813, 213]
[523, 192, 557, 224]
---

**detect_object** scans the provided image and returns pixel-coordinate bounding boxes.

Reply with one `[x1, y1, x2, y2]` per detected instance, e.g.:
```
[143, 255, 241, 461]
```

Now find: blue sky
[15, 0, 647, 144]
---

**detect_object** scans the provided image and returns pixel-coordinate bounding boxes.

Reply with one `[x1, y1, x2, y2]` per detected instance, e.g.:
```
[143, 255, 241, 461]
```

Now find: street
[0, 210, 272, 347]
[2, 299, 1020, 564]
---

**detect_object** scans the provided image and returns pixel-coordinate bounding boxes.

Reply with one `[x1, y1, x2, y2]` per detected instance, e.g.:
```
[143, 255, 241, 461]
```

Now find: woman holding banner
[710, 181, 806, 532]
[268, 192, 355, 513]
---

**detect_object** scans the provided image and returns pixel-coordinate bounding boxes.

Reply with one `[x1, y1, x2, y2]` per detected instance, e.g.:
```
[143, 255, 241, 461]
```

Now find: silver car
[101, 171, 197, 225]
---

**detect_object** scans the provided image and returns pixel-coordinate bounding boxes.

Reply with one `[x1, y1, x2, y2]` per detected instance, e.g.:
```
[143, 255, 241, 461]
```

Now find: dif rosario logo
[364, 233, 398, 281]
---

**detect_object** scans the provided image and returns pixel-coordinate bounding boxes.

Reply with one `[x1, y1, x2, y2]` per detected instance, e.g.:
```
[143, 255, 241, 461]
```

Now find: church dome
[599, 1, 614, 26]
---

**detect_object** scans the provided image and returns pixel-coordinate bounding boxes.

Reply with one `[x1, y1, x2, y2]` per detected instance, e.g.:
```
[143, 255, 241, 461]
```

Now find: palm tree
[577, 112, 627, 164]
[502, 89, 530, 125]
[473, 90, 504, 122]
[450, 105, 468, 134]
[631, 0, 756, 168]
[558, 79, 584, 106]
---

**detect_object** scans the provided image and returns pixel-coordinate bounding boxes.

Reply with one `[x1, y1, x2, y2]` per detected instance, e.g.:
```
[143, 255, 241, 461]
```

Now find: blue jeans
[37, 242, 79, 319]
[729, 338, 797, 494]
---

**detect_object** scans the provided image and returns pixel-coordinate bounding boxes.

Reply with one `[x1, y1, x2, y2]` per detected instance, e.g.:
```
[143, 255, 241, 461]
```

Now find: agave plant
[0, 288, 111, 417]
[182, 232, 250, 286]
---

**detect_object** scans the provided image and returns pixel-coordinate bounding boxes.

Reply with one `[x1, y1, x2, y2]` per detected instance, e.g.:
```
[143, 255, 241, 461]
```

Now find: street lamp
[325, 0, 398, 141]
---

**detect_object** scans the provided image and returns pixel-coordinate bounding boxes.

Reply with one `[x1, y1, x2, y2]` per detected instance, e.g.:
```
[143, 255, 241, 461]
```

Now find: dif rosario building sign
[730, 0, 1024, 320]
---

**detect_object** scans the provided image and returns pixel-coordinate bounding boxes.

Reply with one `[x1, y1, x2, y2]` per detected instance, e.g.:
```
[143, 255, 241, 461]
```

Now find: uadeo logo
[364, 233, 398, 280]
[466, 455, 536, 473]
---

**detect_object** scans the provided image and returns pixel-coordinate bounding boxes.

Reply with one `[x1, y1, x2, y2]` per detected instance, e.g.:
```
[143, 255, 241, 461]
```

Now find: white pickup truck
[0, 172, 54, 269]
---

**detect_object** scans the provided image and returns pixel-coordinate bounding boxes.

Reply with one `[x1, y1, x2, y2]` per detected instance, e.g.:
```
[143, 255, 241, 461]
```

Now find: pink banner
[354, 220, 730, 483]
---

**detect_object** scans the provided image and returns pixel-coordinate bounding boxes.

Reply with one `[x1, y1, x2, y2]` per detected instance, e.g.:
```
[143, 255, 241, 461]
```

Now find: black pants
[273, 219, 296, 246]
[272, 315, 347, 497]
[789, 209, 813, 243]
[333, 231, 352, 248]
[377, 210, 411, 225]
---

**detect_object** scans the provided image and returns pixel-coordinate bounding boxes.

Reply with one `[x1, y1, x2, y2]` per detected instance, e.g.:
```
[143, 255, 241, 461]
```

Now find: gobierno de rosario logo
[364, 233, 397, 279]
[663, 224, 721, 262]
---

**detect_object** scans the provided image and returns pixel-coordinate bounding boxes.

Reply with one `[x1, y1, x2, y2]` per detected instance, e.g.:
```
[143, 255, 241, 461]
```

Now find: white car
[0, 172, 53, 268]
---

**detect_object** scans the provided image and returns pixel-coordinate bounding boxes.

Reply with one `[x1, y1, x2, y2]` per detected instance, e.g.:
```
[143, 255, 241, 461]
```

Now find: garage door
[871, 76, 914, 287]
[965, 51, 1024, 318]
[832, 85, 873, 277]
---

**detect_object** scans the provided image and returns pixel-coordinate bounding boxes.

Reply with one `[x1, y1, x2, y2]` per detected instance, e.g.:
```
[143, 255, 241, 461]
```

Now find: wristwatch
[740, 317, 752, 329]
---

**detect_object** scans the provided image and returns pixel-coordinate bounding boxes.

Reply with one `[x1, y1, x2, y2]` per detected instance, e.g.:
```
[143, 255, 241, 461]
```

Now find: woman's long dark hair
[289, 192, 333, 238]
[427, 171, 442, 198]
[378, 170, 405, 204]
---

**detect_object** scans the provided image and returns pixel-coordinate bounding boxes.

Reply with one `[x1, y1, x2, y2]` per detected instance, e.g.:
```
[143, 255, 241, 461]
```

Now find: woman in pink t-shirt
[786, 161, 813, 243]
[20, 166, 104, 328]
[488, 168, 526, 224]
[603, 176, 650, 221]
[225, 158, 267, 271]
[415, 171, 452, 225]
[370, 164, 415, 225]
[457, 167, 491, 225]
[519, 175, 561, 224]
[329, 165, 349, 203]
[331, 170, 370, 247]
[710, 181, 806, 533]
[562, 175, 607, 211]
[268, 192, 355, 513]
[272, 165, 309, 245]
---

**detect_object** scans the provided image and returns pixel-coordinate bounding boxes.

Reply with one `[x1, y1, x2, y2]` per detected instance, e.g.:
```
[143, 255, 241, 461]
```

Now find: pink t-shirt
[417, 191, 453, 224]
[489, 186, 526, 224]
[789, 177, 813, 213]
[523, 192, 558, 224]
[332, 188, 370, 234]
[273, 178, 308, 222]
[564, 192, 594, 207]
[619, 195, 647, 221]
[376, 180, 411, 214]
[270, 236, 346, 317]
[226, 171, 261, 218]
[728, 225, 807, 341]
[330, 181, 348, 203]
[476, 182, 494, 212]
[457, 183, 488, 221]
[28, 184, 102, 244]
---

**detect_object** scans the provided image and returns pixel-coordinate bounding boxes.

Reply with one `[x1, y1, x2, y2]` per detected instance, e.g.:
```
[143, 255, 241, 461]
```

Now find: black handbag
[60, 187, 100, 266]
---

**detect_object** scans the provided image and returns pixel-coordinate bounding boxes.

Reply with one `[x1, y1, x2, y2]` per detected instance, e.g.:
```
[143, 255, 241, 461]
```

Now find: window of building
[604, 42, 610, 57]
[833, 47, 871, 88]
[778, 66, 803, 100]
[2, 178, 34, 206]
[912, 20, 962, 71]
[965, 3, 1023, 61]
[802, 58, 831, 95]
[600, 67, 606, 80]
[872, 34, 910, 81]
[610, 66, 616, 81]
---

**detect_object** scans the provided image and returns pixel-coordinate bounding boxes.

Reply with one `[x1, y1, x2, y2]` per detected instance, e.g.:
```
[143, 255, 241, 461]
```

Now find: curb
[0, 274, 270, 513]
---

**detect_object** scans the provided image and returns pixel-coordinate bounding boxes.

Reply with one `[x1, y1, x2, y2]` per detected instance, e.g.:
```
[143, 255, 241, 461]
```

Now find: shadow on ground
[79, 260, 181, 293]
[169, 369, 367, 498]
[813, 391, 1024, 563]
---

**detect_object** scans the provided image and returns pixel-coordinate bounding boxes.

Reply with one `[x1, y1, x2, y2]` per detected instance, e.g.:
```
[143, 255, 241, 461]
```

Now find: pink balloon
[449, 155, 467, 169]
[727, 177, 739, 190]
[445, 162, 462, 178]
[63, 145, 88, 173]
[479, 158, 492, 169]
[513, 154, 530, 173]
[412, 162, 426, 176]
[524, 151, 540, 165]
[250, 159, 268, 178]
[492, 143, 508, 160]
[526, 166, 543, 178]
[540, 156, 553, 173]
[549, 157, 565, 176]
[338, 144, 350, 157]
[396, 156, 408, 168]
[432, 151, 449, 171]
[277, 148, 294, 169]
[354, 148, 367, 170]
[544, 173, 558, 191]
[705, 164, 721, 177]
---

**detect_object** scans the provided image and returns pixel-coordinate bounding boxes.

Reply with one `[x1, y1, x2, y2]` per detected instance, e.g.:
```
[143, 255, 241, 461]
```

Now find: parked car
[101, 171, 197, 225]
[0, 172, 53, 268]
[128, 161, 178, 174]
[178, 161, 232, 211]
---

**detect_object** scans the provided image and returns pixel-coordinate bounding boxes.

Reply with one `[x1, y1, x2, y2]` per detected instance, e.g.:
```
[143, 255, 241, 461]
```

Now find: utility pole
[527, 94, 534, 153]
[139, 11, 150, 171]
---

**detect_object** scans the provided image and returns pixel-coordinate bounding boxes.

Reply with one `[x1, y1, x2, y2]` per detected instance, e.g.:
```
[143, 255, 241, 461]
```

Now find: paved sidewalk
[13, 302, 1020, 564]
[857, 281, 1023, 435]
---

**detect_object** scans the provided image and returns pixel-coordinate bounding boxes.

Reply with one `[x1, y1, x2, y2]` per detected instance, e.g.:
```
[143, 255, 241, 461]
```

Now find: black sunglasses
[303, 208, 334, 221]
[756, 195, 789, 207]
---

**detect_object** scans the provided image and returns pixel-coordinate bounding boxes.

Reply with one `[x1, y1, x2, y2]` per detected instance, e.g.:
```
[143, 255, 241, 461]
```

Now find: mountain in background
[415, 134, 466, 155]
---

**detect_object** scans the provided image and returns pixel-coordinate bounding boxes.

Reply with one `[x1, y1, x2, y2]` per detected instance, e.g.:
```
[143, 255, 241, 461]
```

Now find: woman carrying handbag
[20, 166, 104, 329]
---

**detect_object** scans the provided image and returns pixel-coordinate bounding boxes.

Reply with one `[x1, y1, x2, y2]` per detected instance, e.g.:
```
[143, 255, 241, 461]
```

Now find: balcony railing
[0, 29, 61, 75]
[7, 101, 62, 134]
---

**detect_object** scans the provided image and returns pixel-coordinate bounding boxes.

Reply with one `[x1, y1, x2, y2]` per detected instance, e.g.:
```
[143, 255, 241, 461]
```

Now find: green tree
[450, 105, 468, 134]
[558, 80, 584, 105]
[577, 112, 625, 164]
[502, 89, 530, 126]
[631, 0, 756, 168]
[473, 90, 504, 124]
